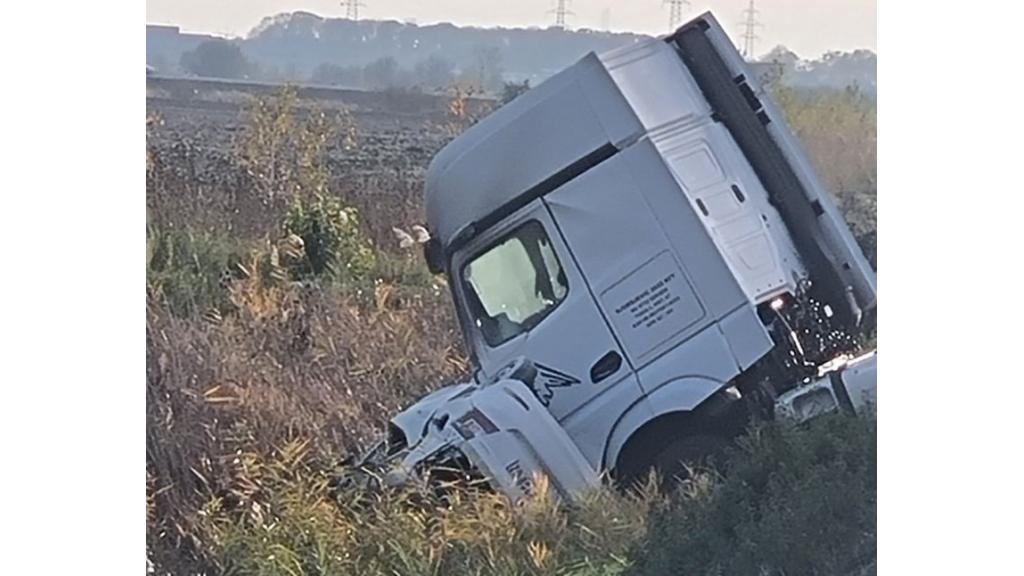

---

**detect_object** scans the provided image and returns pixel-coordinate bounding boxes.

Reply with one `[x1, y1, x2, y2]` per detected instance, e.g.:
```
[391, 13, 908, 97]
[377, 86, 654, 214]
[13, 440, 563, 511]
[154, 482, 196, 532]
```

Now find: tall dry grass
[147, 285, 466, 572]
[147, 88, 474, 573]
[776, 85, 877, 269]
[189, 439, 659, 576]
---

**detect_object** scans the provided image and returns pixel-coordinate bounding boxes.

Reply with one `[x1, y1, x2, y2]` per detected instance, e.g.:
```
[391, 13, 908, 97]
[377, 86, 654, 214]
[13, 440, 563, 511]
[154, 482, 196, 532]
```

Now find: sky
[146, 0, 876, 59]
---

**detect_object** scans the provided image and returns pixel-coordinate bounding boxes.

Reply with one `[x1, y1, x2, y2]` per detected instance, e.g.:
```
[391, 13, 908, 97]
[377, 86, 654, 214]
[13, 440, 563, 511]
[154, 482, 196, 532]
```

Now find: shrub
[146, 226, 243, 317]
[281, 193, 375, 281]
[237, 87, 357, 203]
[631, 415, 876, 576]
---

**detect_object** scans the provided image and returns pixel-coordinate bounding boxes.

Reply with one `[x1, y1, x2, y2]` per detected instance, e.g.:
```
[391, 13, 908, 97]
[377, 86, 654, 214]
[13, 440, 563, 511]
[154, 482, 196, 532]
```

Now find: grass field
[146, 81, 877, 575]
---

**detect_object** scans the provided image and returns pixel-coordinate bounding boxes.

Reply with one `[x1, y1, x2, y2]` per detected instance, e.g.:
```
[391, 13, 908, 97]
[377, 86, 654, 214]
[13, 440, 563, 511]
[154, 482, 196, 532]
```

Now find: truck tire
[618, 434, 728, 490]
[654, 434, 728, 479]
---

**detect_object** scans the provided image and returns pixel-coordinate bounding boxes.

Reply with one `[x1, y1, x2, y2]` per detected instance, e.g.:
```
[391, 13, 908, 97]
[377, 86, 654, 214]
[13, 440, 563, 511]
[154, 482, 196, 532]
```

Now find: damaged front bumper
[365, 376, 600, 504]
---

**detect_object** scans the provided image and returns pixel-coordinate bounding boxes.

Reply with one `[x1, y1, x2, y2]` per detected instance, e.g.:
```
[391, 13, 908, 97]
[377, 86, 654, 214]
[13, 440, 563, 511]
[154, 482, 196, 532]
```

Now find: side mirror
[423, 238, 445, 275]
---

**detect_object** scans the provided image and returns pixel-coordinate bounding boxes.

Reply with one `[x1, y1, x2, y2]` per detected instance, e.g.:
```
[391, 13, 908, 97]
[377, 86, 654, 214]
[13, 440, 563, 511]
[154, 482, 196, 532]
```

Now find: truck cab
[381, 13, 876, 496]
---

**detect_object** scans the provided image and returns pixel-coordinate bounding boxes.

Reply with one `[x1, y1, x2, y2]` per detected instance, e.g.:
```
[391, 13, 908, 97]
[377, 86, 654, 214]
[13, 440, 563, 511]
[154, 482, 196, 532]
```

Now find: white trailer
[362, 12, 878, 502]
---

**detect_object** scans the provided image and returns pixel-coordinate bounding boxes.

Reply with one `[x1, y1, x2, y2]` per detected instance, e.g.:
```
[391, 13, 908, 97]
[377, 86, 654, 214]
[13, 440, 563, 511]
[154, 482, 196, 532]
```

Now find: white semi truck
[359, 13, 878, 502]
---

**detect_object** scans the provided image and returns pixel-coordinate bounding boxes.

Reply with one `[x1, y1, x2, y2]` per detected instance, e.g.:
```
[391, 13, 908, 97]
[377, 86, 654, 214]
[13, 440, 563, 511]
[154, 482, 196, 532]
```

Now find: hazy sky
[146, 0, 875, 59]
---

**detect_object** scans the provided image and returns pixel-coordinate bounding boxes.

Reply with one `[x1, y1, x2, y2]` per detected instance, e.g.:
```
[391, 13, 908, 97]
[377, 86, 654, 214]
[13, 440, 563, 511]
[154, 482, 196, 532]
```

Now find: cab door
[451, 199, 641, 424]
[545, 146, 713, 375]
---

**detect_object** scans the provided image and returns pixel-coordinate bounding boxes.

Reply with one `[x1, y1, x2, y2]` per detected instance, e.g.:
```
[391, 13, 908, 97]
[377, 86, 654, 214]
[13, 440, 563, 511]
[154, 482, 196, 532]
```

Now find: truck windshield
[462, 221, 568, 347]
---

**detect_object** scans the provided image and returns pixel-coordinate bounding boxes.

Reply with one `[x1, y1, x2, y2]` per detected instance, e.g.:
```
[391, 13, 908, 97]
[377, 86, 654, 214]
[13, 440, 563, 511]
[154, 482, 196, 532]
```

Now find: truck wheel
[618, 434, 728, 490]
[654, 434, 728, 481]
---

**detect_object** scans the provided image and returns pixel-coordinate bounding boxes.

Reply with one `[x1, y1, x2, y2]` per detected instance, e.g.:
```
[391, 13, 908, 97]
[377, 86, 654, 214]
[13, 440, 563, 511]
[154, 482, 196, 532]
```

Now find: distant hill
[146, 13, 875, 96]
[243, 12, 647, 82]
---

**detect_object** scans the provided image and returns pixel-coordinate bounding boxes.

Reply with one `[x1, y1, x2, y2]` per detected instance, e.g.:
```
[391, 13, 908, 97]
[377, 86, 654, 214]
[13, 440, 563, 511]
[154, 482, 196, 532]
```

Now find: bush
[146, 226, 243, 317]
[282, 194, 375, 281]
[631, 415, 876, 576]
[236, 87, 358, 203]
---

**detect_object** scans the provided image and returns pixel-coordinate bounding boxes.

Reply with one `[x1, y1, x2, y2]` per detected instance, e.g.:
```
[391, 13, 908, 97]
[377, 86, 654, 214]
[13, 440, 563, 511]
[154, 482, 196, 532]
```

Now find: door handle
[590, 351, 623, 384]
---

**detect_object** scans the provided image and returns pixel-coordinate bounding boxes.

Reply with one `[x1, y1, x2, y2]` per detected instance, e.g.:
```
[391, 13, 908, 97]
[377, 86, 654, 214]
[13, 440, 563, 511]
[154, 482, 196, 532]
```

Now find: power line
[341, 0, 366, 21]
[665, 0, 691, 32]
[550, 0, 574, 30]
[741, 0, 763, 59]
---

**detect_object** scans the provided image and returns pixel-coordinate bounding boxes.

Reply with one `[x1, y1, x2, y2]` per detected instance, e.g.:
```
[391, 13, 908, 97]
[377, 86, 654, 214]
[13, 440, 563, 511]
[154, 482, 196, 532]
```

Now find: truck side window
[462, 221, 568, 347]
